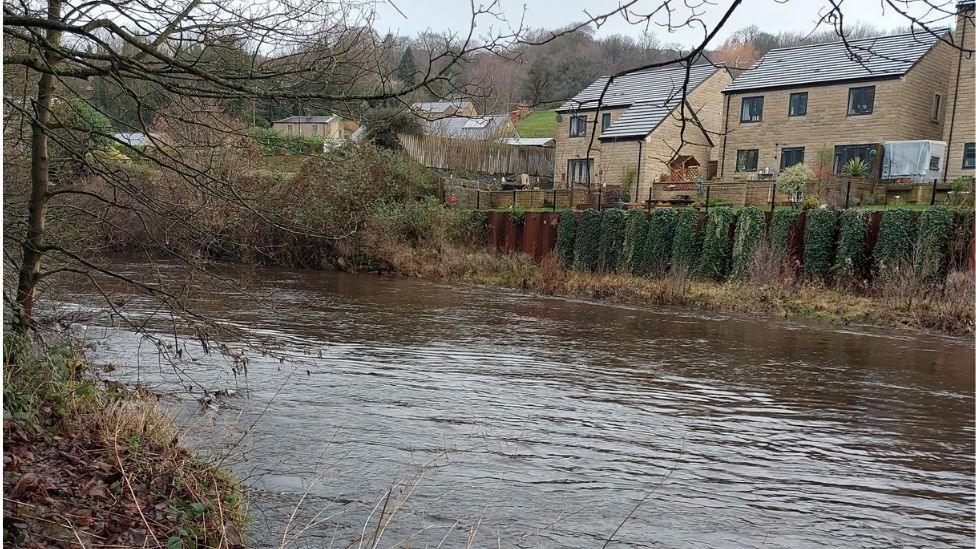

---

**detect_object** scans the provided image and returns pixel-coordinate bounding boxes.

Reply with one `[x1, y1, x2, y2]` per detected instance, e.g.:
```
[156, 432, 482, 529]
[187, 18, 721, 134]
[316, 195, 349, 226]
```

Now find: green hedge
[623, 210, 649, 273]
[697, 207, 735, 280]
[642, 208, 677, 276]
[769, 209, 801, 256]
[803, 208, 836, 279]
[833, 209, 867, 279]
[730, 206, 765, 279]
[555, 210, 577, 268]
[599, 209, 626, 272]
[249, 127, 325, 155]
[873, 208, 916, 275]
[915, 206, 954, 283]
[574, 209, 602, 272]
[671, 208, 701, 273]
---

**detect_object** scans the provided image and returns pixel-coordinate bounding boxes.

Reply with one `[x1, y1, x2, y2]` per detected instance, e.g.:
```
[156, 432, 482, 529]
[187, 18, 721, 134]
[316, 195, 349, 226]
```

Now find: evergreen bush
[642, 208, 678, 276]
[873, 208, 916, 276]
[623, 210, 649, 272]
[769, 209, 801, 255]
[555, 209, 577, 268]
[833, 209, 867, 279]
[697, 207, 735, 280]
[915, 206, 954, 283]
[730, 206, 765, 279]
[599, 209, 626, 272]
[574, 209, 602, 272]
[802, 207, 836, 279]
[671, 208, 701, 273]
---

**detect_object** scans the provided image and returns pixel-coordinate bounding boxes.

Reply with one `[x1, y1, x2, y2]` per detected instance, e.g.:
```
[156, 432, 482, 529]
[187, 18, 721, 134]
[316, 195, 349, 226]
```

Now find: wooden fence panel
[400, 133, 554, 177]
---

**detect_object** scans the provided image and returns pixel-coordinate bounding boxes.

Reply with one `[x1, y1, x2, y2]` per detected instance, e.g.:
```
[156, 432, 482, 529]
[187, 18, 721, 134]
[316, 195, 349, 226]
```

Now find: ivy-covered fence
[483, 207, 974, 284]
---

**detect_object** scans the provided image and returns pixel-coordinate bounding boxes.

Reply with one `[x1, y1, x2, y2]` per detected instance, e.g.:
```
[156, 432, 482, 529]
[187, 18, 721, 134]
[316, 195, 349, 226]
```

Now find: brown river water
[57, 260, 974, 548]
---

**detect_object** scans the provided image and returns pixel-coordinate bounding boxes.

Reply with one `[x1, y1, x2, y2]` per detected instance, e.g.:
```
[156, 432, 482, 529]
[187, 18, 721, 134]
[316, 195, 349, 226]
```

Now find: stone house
[554, 63, 732, 202]
[272, 115, 346, 140]
[717, 30, 956, 180]
[943, 0, 975, 181]
[411, 99, 479, 119]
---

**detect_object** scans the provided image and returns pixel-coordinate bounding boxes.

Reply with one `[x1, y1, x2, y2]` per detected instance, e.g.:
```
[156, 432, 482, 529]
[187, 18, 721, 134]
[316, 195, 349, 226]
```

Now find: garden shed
[882, 140, 946, 183]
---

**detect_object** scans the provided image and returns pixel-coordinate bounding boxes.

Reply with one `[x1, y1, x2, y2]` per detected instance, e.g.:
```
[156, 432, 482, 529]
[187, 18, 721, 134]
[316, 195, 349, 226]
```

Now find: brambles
[697, 207, 735, 280]
[803, 208, 836, 279]
[730, 206, 765, 279]
[671, 208, 701, 273]
[833, 209, 867, 279]
[574, 209, 602, 272]
[599, 209, 626, 272]
[642, 208, 677, 276]
[555, 210, 577, 268]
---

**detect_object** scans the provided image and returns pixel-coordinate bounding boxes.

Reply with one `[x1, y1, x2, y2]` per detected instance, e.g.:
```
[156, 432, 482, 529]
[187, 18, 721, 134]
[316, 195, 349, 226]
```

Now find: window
[834, 144, 877, 174]
[569, 115, 587, 137]
[311, 124, 320, 136]
[932, 93, 942, 121]
[780, 147, 805, 170]
[736, 149, 759, 172]
[567, 158, 593, 185]
[929, 156, 941, 171]
[963, 142, 976, 169]
[740, 96, 764, 123]
[789, 92, 808, 117]
[287, 124, 294, 134]
[847, 86, 875, 115]
[601, 113, 612, 131]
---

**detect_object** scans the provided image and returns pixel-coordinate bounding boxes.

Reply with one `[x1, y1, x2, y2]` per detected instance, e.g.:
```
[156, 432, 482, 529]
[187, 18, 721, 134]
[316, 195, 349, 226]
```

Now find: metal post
[598, 187, 603, 211]
[930, 178, 937, 206]
[705, 185, 711, 212]
[476, 190, 481, 210]
[770, 181, 776, 214]
[845, 180, 851, 209]
[512, 189, 516, 208]
[552, 188, 557, 212]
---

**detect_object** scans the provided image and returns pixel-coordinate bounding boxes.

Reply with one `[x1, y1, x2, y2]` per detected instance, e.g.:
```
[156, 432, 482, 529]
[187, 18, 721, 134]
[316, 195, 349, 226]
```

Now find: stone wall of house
[944, 9, 976, 181]
[640, 112, 713, 202]
[687, 69, 733, 161]
[553, 106, 630, 189]
[718, 41, 953, 179]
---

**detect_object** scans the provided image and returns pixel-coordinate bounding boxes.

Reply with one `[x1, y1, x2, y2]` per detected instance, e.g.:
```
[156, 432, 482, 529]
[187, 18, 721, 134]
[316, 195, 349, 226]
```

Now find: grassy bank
[3, 335, 246, 547]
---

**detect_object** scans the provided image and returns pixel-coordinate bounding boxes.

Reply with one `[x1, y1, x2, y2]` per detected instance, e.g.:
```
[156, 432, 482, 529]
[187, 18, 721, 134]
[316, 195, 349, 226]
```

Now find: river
[60, 260, 974, 548]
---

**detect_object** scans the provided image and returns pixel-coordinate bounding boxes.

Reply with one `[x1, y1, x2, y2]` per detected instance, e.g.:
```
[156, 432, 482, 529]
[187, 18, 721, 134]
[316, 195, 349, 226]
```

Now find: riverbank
[3, 335, 246, 547]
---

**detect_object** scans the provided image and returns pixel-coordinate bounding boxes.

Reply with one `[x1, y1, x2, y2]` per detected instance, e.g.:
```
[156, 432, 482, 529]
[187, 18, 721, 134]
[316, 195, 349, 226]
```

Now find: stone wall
[944, 8, 976, 181]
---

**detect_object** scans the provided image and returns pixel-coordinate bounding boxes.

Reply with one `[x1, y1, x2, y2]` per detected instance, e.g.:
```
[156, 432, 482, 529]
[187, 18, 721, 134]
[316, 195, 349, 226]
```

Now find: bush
[555, 210, 577, 268]
[671, 208, 701, 273]
[642, 208, 677, 276]
[873, 208, 916, 277]
[777, 163, 815, 205]
[599, 209, 626, 272]
[248, 126, 324, 155]
[833, 209, 867, 279]
[769, 209, 802, 256]
[915, 206, 954, 283]
[803, 208, 836, 279]
[362, 108, 423, 149]
[574, 209, 602, 272]
[731, 206, 765, 279]
[623, 210, 648, 272]
[697, 207, 735, 280]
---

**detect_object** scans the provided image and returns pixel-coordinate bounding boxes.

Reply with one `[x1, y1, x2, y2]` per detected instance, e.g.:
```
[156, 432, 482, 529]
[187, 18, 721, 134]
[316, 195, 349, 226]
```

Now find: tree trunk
[13, 0, 61, 331]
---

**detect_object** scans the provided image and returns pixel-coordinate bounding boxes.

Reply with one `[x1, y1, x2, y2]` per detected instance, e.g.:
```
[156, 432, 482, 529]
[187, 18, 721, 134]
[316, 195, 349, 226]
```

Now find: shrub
[671, 208, 701, 273]
[599, 208, 626, 272]
[623, 210, 648, 272]
[248, 126, 324, 155]
[873, 208, 916, 277]
[915, 206, 954, 283]
[574, 209, 602, 272]
[730, 206, 765, 279]
[803, 208, 836, 279]
[777, 163, 815, 206]
[833, 209, 868, 279]
[555, 210, 577, 268]
[842, 157, 871, 177]
[640, 208, 677, 276]
[697, 207, 735, 280]
[769, 209, 802, 256]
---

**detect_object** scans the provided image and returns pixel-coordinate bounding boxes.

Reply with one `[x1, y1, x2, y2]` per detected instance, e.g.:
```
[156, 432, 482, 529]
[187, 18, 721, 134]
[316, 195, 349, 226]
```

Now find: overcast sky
[371, 0, 956, 46]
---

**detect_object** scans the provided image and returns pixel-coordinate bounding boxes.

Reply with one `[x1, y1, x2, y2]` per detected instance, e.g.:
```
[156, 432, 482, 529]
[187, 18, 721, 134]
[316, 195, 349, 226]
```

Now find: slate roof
[412, 99, 473, 114]
[274, 115, 336, 124]
[496, 137, 554, 147]
[556, 64, 720, 113]
[599, 100, 683, 140]
[113, 132, 161, 147]
[725, 30, 946, 93]
[422, 114, 512, 140]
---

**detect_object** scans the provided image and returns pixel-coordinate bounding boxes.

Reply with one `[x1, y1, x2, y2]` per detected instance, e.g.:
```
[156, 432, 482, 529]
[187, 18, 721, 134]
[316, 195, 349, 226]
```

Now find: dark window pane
[736, 149, 759, 172]
[780, 147, 805, 170]
[741, 96, 763, 122]
[789, 93, 807, 116]
[569, 115, 587, 137]
[848, 86, 875, 115]
[568, 158, 593, 184]
[929, 156, 940, 171]
[833, 144, 878, 175]
[601, 113, 611, 131]
[963, 142, 976, 169]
